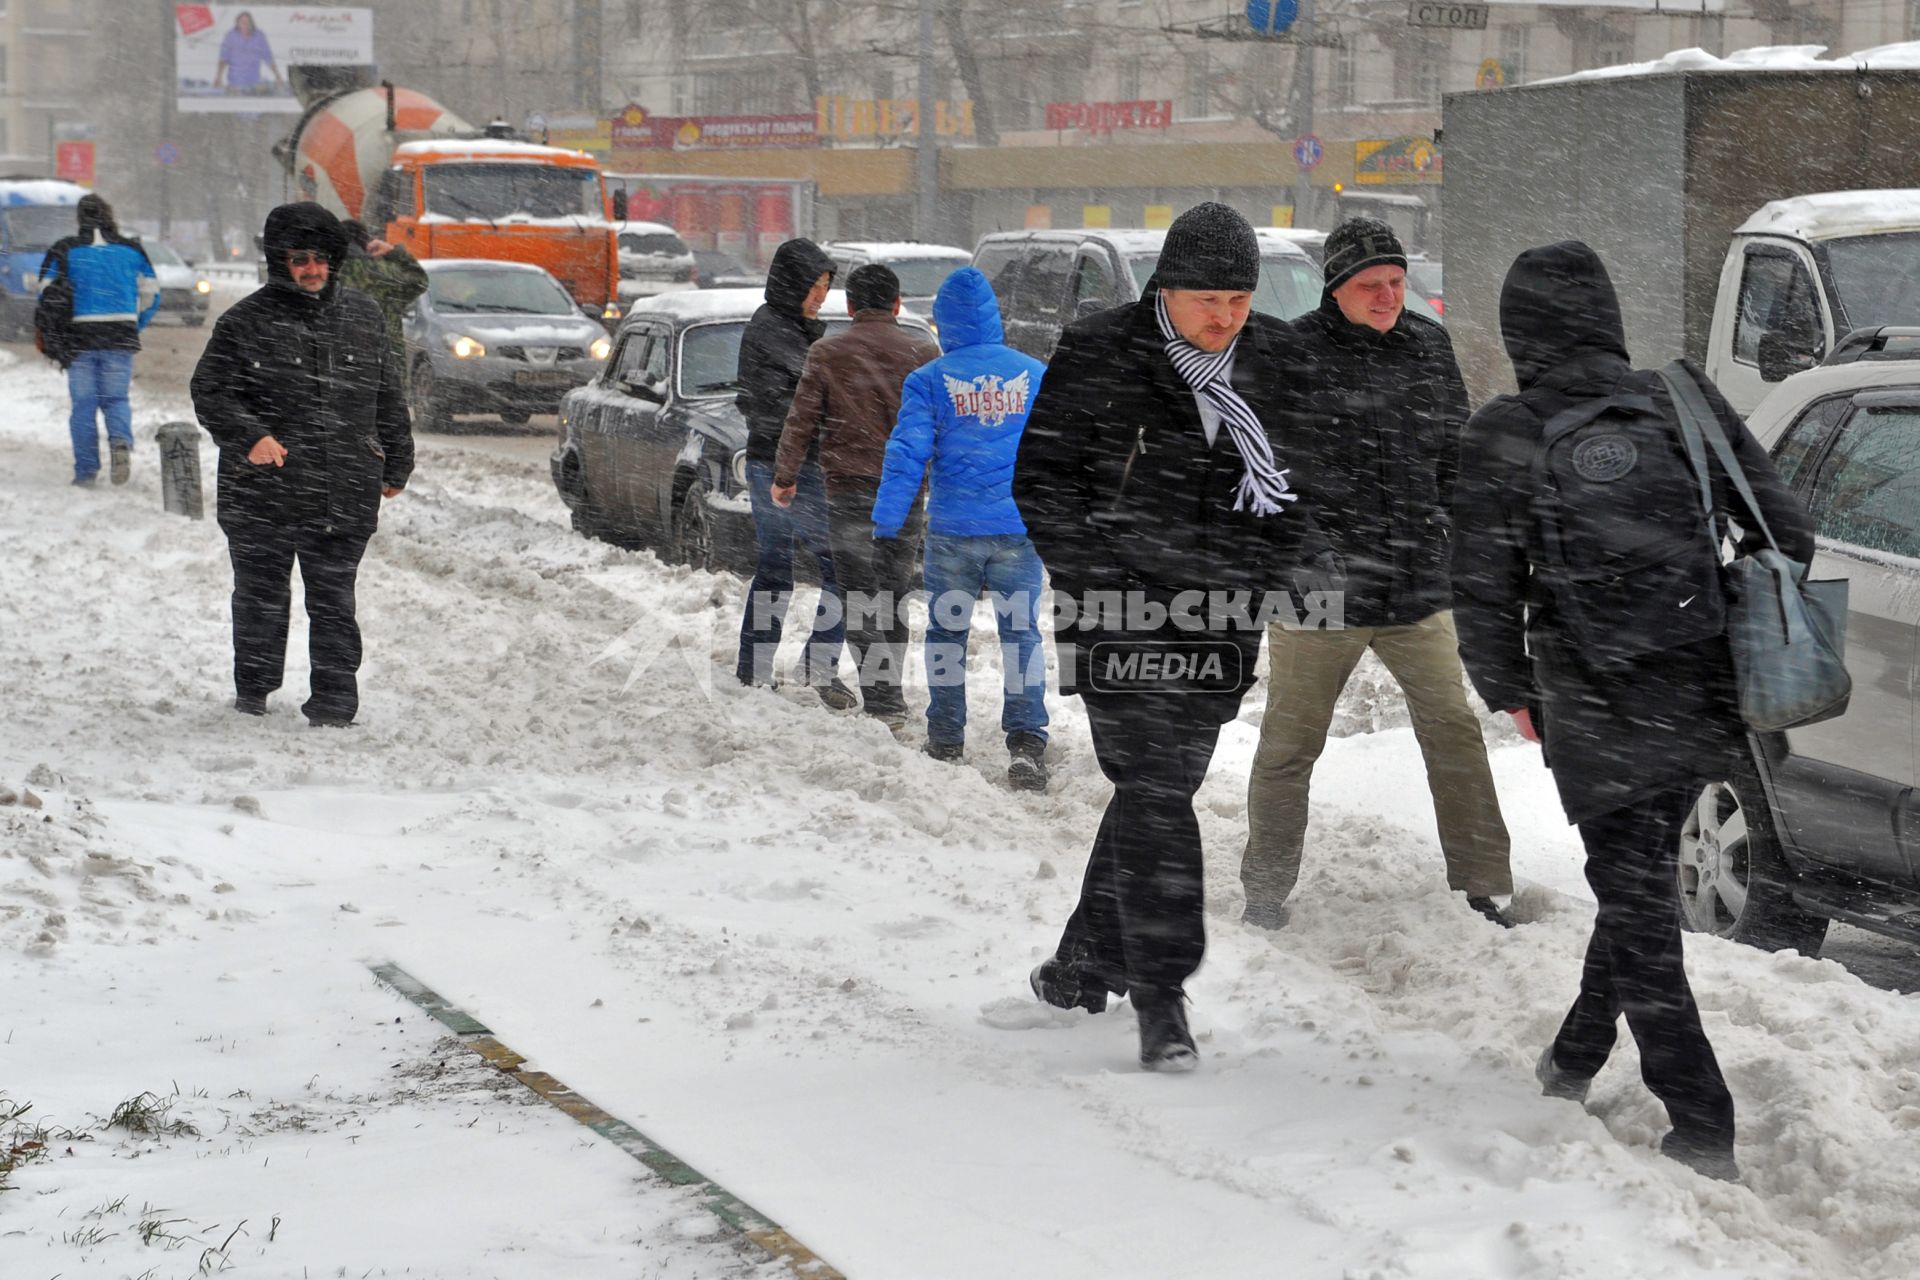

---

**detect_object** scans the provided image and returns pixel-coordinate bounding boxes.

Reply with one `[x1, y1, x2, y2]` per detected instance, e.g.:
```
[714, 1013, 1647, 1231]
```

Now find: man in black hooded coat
[734, 238, 849, 701]
[1451, 241, 1814, 1180]
[191, 201, 413, 727]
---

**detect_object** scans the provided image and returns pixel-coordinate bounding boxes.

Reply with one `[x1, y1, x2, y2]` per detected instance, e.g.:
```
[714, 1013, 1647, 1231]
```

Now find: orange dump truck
[281, 84, 620, 319]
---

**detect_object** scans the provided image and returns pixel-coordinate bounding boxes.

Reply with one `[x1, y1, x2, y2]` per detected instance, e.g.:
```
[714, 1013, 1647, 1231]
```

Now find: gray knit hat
[1322, 217, 1408, 292]
[1155, 202, 1260, 292]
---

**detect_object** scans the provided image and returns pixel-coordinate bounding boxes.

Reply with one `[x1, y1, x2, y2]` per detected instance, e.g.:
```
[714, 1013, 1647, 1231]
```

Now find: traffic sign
[1245, 0, 1299, 36]
[155, 141, 181, 167]
[1293, 135, 1324, 171]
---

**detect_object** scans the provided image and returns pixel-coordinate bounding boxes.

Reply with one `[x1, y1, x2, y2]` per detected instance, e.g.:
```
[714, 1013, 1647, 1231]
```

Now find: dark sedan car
[404, 259, 612, 430]
[551, 288, 933, 572]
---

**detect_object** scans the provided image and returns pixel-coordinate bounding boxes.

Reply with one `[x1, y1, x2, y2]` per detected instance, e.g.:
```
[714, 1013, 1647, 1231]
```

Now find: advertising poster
[175, 5, 373, 113]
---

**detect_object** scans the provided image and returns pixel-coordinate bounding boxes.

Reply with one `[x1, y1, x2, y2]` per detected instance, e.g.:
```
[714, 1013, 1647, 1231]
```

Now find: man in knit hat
[1014, 201, 1340, 1072]
[1240, 216, 1515, 929]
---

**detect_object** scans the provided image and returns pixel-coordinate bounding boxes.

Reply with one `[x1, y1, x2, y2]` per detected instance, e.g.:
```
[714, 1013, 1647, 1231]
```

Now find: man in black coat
[1243, 218, 1513, 928]
[191, 202, 413, 727]
[1452, 241, 1814, 1181]
[734, 238, 851, 704]
[1015, 202, 1338, 1071]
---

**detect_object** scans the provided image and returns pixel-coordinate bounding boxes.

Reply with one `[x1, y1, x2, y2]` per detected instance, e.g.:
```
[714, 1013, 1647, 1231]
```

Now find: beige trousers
[1242, 610, 1512, 917]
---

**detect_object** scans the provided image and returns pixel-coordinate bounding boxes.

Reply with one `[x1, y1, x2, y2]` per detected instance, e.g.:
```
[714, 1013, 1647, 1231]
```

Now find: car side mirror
[1758, 329, 1822, 383]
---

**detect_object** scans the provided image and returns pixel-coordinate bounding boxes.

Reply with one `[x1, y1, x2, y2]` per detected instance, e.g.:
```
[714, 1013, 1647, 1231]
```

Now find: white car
[141, 241, 212, 326]
[825, 241, 971, 312]
[614, 220, 697, 300]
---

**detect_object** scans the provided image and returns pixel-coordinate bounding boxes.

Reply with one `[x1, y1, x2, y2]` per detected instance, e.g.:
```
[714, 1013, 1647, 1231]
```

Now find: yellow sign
[1270, 205, 1295, 228]
[1354, 137, 1443, 186]
[1083, 205, 1112, 229]
[816, 97, 975, 142]
[1143, 204, 1173, 230]
[1476, 58, 1508, 90]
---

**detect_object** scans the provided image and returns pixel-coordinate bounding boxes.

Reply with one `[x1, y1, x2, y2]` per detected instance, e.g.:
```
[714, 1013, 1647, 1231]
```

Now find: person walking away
[1014, 203, 1340, 1070]
[37, 195, 158, 487]
[773, 264, 942, 731]
[339, 219, 428, 362]
[1242, 218, 1514, 929]
[874, 266, 1051, 787]
[735, 238, 850, 704]
[1451, 240, 1815, 1180]
[190, 202, 414, 727]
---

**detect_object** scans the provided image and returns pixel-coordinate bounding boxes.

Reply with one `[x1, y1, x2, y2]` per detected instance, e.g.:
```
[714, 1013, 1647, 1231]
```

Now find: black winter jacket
[737, 239, 834, 465]
[1014, 287, 1334, 721]
[191, 202, 413, 537]
[1451, 241, 1813, 823]
[1286, 295, 1466, 627]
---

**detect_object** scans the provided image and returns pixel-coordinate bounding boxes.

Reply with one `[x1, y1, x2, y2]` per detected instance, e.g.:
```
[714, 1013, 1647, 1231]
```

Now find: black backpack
[33, 245, 73, 368]
[1528, 363, 1728, 668]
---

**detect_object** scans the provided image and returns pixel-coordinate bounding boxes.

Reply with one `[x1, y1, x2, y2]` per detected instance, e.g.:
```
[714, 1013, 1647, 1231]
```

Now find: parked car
[1680, 325, 1920, 956]
[1406, 254, 1444, 318]
[404, 258, 612, 431]
[973, 228, 1350, 360]
[139, 241, 212, 325]
[1263, 227, 1329, 269]
[551, 288, 935, 570]
[692, 248, 764, 290]
[825, 241, 970, 312]
[614, 220, 698, 300]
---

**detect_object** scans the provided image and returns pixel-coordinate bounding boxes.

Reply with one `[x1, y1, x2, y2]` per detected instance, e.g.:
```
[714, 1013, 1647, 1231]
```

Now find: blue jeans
[737, 458, 844, 685]
[68, 349, 135, 480]
[922, 532, 1049, 748]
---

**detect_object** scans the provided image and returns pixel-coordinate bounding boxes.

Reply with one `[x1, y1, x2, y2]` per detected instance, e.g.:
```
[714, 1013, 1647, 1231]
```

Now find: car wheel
[1677, 767, 1830, 954]
[671, 473, 717, 571]
[411, 358, 453, 434]
[500, 408, 532, 426]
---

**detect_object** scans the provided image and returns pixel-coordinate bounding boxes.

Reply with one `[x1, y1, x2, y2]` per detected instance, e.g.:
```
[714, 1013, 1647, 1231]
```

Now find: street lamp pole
[1289, 0, 1315, 228]
[915, 0, 939, 242]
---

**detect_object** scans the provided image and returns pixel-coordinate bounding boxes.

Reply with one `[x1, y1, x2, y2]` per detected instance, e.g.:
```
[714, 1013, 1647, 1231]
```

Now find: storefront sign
[1409, 2, 1487, 30]
[607, 104, 819, 151]
[543, 113, 610, 153]
[56, 141, 96, 186]
[1354, 136, 1443, 185]
[1475, 57, 1509, 89]
[1043, 100, 1173, 135]
[816, 97, 974, 141]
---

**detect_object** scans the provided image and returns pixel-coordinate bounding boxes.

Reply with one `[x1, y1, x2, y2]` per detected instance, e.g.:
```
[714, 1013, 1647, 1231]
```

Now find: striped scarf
[1154, 292, 1296, 516]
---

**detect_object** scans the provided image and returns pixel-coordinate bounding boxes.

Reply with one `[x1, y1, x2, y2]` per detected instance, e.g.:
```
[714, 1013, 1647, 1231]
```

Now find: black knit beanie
[1155, 201, 1260, 292]
[1322, 217, 1407, 292]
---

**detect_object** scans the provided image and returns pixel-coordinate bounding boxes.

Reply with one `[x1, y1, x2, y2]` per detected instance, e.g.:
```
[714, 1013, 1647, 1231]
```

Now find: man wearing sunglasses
[191, 202, 414, 727]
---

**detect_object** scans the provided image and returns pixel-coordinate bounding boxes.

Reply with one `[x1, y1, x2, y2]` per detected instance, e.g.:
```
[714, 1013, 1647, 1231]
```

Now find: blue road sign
[1293, 135, 1324, 170]
[155, 142, 181, 167]
[1245, 0, 1299, 35]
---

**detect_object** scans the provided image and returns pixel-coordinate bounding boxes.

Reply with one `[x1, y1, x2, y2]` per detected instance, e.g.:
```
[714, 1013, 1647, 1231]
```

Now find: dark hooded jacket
[737, 239, 835, 466]
[1014, 284, 1335, 721]
[1450, 241, 1814, 823]
[191, 202, 413, 536]
[1284, 290, 1466, 627]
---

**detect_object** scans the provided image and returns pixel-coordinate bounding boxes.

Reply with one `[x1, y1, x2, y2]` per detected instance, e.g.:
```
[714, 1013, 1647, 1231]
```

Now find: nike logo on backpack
[1679, 595, 1697, 608]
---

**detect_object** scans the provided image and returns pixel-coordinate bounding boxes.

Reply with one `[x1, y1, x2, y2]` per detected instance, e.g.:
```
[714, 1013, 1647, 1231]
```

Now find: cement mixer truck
[278, 82, 620, 320]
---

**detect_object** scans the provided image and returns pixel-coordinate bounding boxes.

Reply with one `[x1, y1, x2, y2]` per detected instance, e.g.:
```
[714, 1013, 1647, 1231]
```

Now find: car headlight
[449, 334, 486, 359]
[590, 336, 611, 361]
[730, 450, 748, 490]
[601, 301, 623, 321]
[194, 279, 213, 294]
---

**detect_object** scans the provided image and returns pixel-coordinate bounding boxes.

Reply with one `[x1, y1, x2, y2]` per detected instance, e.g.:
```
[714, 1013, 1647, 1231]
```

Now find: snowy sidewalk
[4, 348, 1920, 1278]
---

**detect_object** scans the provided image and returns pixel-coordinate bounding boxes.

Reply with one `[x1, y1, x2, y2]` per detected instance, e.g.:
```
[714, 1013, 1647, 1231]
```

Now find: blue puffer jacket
[873, 267, 1046, 538]
[41, 229, 158, 352]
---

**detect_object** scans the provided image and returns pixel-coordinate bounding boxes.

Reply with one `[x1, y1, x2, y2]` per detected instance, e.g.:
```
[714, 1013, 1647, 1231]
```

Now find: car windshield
[5, 205, 78, 251]
[1129, 254, 1323, 321]
[429, 268, 577, 316]
[422, 164, 600, 221]
[882, 259, 967, 298]
[619, 231, 688, 257]
[1823, 232, 1920, 330]
[678, 316, 854, 397]
[143, 243, 184, 266]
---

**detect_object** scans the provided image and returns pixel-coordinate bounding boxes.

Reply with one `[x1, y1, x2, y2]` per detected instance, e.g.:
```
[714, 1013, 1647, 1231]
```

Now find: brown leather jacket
[774, 310, 940, 490]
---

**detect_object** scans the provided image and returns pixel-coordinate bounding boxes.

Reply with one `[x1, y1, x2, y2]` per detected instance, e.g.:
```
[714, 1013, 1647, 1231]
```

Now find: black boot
[1660, 1132, 1740, 1182]
[233, 694, 267, 717]
[1535, 1045, 1591, 1103]
[1468, 895, 1517, 928]
[1029, 957, 1107, 1014]
[1007, 732, 1049, 792]
[1134, 989, 1197, 1073]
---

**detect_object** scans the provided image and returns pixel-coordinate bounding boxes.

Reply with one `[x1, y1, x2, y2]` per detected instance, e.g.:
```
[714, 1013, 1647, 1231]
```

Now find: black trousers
[1055, 693, 1223, 999]
[227, 524, 372, 723]
[826, 478, 920, 719]
[1552, 781, 1735, 1148]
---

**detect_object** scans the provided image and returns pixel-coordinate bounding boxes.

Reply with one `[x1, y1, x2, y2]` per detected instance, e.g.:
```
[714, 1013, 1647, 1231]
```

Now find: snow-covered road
[4, 346, 1920, 1278]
